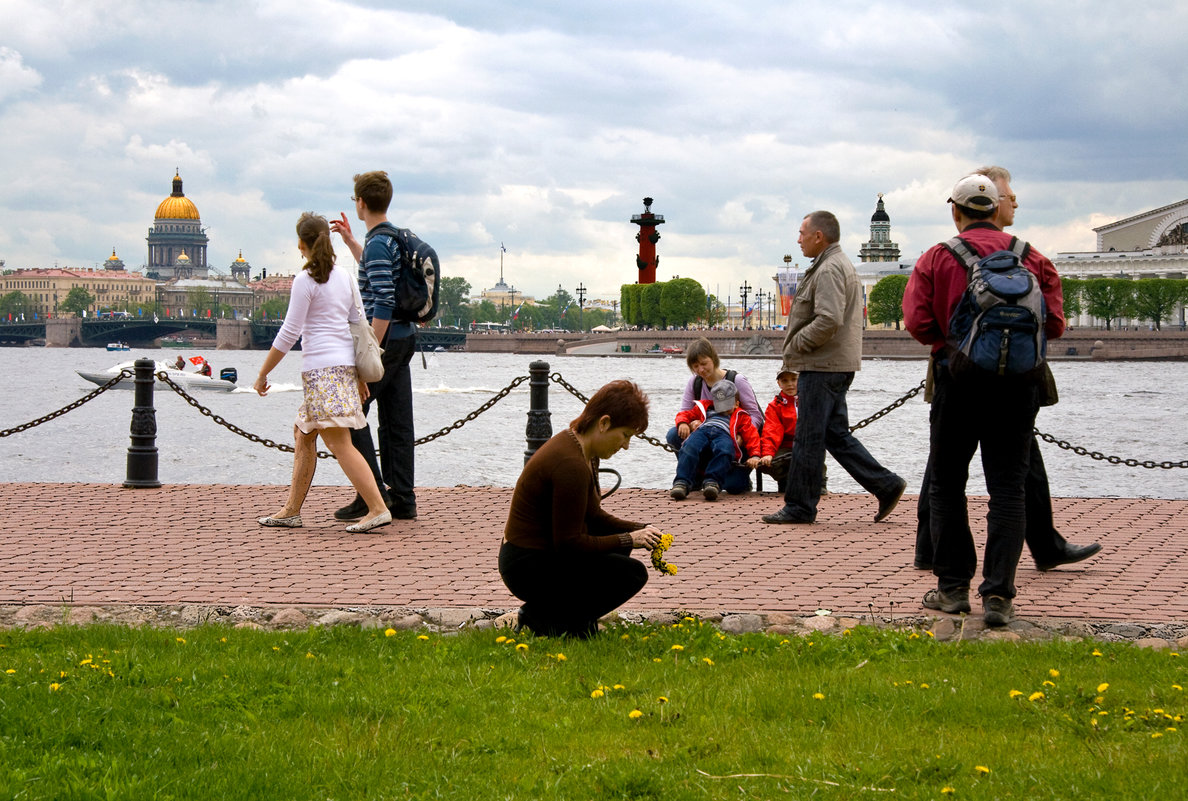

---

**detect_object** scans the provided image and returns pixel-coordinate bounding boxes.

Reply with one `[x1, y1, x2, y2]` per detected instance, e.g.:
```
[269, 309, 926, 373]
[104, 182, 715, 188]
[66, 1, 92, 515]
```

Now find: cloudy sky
[2, 0, 1185, 305]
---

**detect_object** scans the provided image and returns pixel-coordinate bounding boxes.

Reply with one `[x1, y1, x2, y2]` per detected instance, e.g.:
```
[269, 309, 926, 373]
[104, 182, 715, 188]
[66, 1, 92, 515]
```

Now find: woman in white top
[253, 212, 391, 533]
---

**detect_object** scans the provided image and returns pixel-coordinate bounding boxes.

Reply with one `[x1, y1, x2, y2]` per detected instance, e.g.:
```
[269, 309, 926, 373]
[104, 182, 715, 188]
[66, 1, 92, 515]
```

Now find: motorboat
[77, 360, 237, 392]
[106, 342, 130, 352]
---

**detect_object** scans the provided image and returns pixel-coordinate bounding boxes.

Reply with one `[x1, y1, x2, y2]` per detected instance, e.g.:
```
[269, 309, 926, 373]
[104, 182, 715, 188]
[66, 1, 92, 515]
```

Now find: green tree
[1083, 278, 1135, 330]
[1130, 278, 1188, 331]
[1059, 277, 1085, 320]
[438, 276, 471, 325]
[258, 297, 289, 320]
[867, 275, 909, 330]
[59, 286, 95, 317]
[189, 287, 214, 316]
[704, 294, 727, 328]
[659, 278, 706, 328]
[473, 299, 500, 324]
[620, 284, 643, 327]
[640, 283, 663, 328]
[0, 290, 29, 318]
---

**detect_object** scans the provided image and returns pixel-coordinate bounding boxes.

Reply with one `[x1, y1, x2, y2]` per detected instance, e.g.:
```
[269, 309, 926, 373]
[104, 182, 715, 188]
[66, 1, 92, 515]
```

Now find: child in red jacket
[671, 379, 760, 501]
[759, 368, 798, 492]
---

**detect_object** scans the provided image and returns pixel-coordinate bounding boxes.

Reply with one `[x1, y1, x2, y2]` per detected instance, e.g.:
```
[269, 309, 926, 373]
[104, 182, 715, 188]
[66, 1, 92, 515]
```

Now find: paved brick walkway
[1, 483, 1185, 623]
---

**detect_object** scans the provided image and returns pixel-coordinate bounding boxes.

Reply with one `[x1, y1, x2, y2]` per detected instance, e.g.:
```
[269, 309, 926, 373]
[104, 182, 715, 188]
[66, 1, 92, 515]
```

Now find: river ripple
[0, 348, 1184, 499]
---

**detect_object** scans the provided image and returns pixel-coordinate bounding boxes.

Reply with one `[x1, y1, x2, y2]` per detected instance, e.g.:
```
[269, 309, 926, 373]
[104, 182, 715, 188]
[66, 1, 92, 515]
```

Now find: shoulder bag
[348, 273, 385, 383]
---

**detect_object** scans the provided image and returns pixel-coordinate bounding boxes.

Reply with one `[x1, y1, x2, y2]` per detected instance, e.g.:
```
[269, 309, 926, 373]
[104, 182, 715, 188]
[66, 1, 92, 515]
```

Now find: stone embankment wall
[464, 328, 1188, 360]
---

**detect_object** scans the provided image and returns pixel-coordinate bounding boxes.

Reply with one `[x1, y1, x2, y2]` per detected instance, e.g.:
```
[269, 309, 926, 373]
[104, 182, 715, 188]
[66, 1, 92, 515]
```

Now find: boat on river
[105, 342, 130, 352]
[77, 360, 237, 392]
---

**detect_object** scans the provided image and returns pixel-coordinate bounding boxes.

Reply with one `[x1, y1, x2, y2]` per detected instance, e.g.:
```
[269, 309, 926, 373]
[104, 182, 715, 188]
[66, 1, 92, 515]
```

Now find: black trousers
[928, 367, 1039, 599]
[915, 437, 1068, 567]
[350, 334, 416, 511]
[499, 542, 648, 638]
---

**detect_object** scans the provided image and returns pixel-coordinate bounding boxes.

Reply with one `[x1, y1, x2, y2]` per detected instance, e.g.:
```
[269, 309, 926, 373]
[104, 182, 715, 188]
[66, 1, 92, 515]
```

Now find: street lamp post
[739, 281, 751, 330]
[754, 288, 765, 329]
[575, 283, 587, 332]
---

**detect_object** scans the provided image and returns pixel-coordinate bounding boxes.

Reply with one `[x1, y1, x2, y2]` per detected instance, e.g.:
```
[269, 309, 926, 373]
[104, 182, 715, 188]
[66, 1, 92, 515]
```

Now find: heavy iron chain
[1034, 429, 1188, 470]
[0, 369, 131, 438]
[848, 380, 926, 431]
[156, 370, 531, 460]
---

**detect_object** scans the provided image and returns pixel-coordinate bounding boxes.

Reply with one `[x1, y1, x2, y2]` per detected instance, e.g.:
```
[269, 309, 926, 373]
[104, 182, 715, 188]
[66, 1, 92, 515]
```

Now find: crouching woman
[499, 380, 664, 637]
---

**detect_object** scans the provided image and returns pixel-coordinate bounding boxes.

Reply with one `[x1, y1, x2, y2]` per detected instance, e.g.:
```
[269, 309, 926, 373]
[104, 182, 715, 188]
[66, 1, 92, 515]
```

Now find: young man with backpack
[330, 170, 432, 521]
[903, 174, 1066, 626]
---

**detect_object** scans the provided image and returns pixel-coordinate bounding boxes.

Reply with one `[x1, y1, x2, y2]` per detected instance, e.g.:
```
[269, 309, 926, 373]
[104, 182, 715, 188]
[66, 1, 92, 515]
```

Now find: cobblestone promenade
[1, 483, 1185, 625]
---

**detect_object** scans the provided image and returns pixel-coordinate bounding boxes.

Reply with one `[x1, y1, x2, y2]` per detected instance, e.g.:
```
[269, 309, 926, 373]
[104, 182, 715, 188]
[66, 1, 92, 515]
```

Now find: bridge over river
[0, 317, 467, 352]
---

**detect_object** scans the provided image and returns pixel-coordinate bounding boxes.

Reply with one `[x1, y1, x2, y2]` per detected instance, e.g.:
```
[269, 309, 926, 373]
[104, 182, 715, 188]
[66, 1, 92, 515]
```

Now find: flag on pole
[512, 302, 524, 321]
[744, 297, 760, 317]
[189, 356, 206, 365]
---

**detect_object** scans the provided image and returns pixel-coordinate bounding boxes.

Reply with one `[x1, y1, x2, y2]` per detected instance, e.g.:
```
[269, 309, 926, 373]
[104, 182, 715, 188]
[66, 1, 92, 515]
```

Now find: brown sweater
[503, 429, 639, 552]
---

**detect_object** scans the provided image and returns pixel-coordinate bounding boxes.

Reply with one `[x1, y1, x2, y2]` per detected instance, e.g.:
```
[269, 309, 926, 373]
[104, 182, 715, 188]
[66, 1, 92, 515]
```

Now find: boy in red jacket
[759, 368, 798, 491]
[671, 379, 760, 501]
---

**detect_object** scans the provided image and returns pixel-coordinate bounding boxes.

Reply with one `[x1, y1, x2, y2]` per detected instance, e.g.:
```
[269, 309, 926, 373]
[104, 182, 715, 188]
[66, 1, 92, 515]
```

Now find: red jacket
[674, 400, 760, 460]
[760, 393, 797, 457]
[903, 223, 1065, 353]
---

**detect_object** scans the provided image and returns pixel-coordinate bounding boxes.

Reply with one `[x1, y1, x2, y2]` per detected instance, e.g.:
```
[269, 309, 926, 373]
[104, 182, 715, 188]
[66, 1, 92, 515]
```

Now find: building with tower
[229, 250, 252, 283]
[858, 194, 901, 263]
[630, 197, 665, 284]
[146, 172, 210, 280]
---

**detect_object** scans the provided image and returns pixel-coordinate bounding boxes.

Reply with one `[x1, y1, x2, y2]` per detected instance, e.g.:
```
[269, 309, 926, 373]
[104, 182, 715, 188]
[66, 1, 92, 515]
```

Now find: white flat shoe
[346, 510, 392, 533]
[258, 514, 303, 528]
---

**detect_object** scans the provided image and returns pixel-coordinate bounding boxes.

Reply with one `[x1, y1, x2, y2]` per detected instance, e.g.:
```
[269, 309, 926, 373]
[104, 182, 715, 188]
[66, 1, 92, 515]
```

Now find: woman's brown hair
[296, 212, 336, 284]
[570, 380, 650, 435]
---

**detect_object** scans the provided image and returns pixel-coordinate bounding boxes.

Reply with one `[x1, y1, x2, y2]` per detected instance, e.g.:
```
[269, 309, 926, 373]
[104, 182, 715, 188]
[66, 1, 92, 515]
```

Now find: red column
[630, 197, 666, 285]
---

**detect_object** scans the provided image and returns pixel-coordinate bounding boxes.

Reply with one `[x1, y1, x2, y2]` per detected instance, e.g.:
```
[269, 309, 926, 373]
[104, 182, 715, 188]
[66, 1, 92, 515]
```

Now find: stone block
[719, 614, 763, 634]
[269, 607, 310, 629]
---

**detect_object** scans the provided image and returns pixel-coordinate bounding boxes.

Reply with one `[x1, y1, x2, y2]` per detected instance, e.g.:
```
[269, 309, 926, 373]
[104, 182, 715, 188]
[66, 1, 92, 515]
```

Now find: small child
[759, 368, 798, 492]
[671, 379, 759, 501]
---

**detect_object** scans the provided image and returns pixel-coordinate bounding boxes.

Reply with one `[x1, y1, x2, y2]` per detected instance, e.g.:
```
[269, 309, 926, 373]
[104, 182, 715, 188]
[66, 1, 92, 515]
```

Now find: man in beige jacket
[763, 211, 906, 525]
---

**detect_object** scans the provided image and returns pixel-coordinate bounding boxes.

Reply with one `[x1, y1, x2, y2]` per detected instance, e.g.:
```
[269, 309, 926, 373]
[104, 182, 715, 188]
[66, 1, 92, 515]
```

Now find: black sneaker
[670, 483, 688, 501]
[874, 477, 908, 523]
[702, 481, 720, 501]
[982, 595, 1014, 627]
[334, 494, 368, 521]
[922, 587, 971, 614]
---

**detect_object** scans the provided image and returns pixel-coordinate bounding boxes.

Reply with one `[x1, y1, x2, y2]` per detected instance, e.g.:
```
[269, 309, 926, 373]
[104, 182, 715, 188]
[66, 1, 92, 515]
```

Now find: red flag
[189, 356, 206, 365]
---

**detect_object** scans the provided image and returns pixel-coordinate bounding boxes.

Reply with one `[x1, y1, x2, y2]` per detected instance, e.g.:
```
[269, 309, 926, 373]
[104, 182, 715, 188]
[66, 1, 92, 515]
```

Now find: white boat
[77, 360, 237, 392]
[106, 342, 130, 352]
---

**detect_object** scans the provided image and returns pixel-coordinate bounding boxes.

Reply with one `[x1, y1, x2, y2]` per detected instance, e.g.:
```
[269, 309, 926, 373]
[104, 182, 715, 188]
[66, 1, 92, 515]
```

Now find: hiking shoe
[670, 483, 688, 501]
[982, 595, 1014, 627]
[922, 587, 971, 614]
[702, 481, 720, 501]
[874, 477, 908, 523]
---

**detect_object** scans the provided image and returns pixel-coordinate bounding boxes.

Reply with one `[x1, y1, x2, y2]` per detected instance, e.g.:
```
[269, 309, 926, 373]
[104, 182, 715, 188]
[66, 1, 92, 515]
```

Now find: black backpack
[370, 222, 440, 323]
[942, 235, 1046, 377]
[692, 369, 738, 403]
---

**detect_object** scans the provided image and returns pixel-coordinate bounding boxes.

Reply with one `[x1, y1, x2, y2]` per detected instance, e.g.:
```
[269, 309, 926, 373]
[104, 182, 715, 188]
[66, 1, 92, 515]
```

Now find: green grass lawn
[1, 620, 1184, 800]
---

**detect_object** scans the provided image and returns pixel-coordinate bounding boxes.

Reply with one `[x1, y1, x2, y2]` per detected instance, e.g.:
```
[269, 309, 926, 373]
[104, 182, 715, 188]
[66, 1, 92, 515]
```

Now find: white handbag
[349, 274, 385, 383]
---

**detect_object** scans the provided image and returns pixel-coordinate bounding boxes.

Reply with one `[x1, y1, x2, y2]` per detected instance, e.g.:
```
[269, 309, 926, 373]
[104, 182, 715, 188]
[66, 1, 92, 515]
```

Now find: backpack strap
[941, 236, 982, 276]
[1007, 236, 1031, 262]
[692, 368, 739, 402]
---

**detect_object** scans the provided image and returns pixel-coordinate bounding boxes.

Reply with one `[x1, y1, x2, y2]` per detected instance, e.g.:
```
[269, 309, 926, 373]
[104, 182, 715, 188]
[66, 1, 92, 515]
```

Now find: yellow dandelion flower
[658, 696, 669, 703]
[555, 653, 567, 661]
[418, 635, 430, 641]
[175, 638, 186, 644]
[613, 684, 625, 690]
[1029, 691, 1045, 702]
[1170, 652, 1180, 658]
[909, 632, 919, 640]
[671, 644, 684, 651]
[220, 637, 227, 643]
[1097, 683, 1109, 693]
[941, 787, 955, 795]
[812, 692, 825, 700]
[1091, 718, 1099, 728]
[1049, 668, 1060, 678]
[272, 646, 280, 652]
[1009, 690, 1024, 698]
[975, 765, 990, 775]
[702, 657, 714, 666]
[59, 671, 67, 678]
[1092, 649, 1103, 657]
[628, 709, 643, 719]
[1098, 710, 1109, 716]
[920, 683, 930, 689]
[665, 564, 679, 575]
[621, 633, 630, 640]
[1167, 727, 1177, 732]
[384, 628, 396, 637]
[653, 657, 662, 663]
[5, 669, 15, 675]
[79, 658, 92, 666]
[591, 689, 604, 699]
[1172, 684, 1182, 691]
[1043, 680, 1055, 688]
[1152, 733, 1163, 739]
[515, 643, 528, 652]
[1094, 696, 1105, 704]
[305, 652, 315, 659]
[49, 683, 61, 691]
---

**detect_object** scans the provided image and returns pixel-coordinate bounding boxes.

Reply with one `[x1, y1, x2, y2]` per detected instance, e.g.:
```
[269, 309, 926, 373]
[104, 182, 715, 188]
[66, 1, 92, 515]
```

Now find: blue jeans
[780, 371, 901, 519]
[666, 426, 752, 494]
[673, 424, 736, 489]
[929, 367, 1039, 599]
[350, 333, 416, 511]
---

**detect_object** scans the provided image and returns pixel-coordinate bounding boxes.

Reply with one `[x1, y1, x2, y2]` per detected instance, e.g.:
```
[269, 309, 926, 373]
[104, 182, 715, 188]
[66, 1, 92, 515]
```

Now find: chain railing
[0, 369, 132, 438]
[4, 366, 1185, 472]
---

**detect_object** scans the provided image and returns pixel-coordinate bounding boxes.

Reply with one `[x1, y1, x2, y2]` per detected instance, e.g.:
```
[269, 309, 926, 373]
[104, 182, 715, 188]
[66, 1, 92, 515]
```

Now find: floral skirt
[295, 365, 367, 434]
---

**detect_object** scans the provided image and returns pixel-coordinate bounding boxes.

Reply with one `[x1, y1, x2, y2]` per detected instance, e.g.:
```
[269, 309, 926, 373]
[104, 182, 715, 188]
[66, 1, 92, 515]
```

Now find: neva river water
[0, 348, 1184, 499]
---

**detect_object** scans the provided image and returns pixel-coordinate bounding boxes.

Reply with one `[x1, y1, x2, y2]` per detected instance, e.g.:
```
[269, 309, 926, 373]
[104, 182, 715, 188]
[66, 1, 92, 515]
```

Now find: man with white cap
[903, 174, 1066, 626]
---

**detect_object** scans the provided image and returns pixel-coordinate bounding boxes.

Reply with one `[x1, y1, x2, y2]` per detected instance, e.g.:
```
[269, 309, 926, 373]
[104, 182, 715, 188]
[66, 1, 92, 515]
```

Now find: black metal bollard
[124, 358, 161, 488]
[524, 360, 552, 464]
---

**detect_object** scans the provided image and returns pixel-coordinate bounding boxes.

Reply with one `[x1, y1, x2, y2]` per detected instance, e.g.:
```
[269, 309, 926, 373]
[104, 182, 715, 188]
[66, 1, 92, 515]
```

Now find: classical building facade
[858, 194, 902, 263]
[146, 172, 210, 280]
[159, 277, 254, 320]
[0, 266, 156, 317]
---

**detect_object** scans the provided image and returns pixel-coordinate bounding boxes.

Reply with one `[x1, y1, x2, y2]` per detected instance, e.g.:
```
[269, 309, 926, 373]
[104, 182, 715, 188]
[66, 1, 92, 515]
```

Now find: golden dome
[154, 172, 201, 220]
[235, 250, 246, 262]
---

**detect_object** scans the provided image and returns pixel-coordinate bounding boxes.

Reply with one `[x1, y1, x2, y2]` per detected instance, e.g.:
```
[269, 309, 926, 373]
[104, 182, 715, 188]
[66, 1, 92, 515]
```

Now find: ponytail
[296, 212, 337, 283]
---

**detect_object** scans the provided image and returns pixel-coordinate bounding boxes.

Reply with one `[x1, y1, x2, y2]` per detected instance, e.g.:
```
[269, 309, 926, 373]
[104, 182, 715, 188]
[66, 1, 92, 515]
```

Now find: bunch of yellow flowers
[650, 532, 679, 575]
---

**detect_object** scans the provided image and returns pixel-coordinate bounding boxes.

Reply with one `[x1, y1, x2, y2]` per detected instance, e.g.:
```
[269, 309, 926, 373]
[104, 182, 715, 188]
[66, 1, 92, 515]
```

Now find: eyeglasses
[350, 196, 360, 202]
[1000, 194, 1017, 203]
